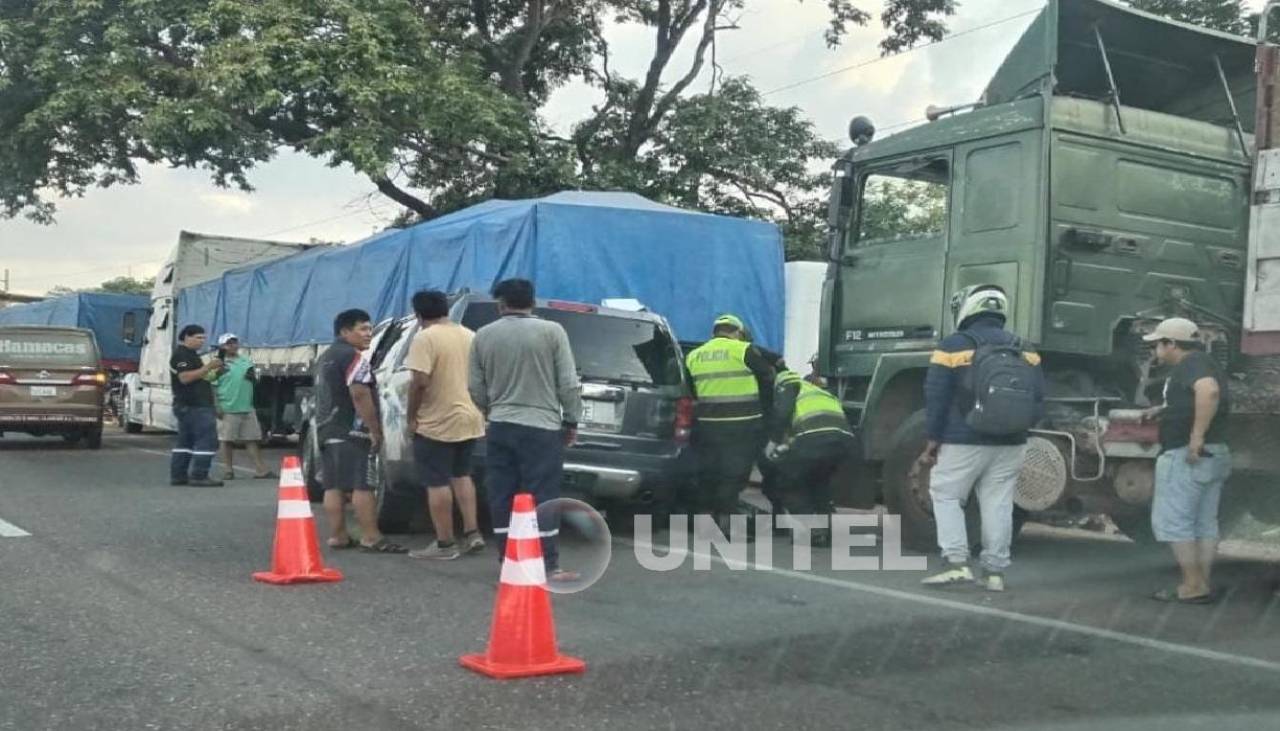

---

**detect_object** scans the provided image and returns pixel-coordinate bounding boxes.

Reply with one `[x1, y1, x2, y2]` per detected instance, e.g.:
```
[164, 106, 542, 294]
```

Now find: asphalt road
[3, 428, 1280, 731]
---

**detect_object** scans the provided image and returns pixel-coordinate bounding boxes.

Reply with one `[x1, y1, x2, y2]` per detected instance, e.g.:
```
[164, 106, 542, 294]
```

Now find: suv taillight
[0, 371, 13, 385]
[674, 396, 695, 445]
[72, 372, 107, 387]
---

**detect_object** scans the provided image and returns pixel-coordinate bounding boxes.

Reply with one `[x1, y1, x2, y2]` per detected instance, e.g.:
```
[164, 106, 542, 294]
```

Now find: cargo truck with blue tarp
[122, 192, 785, 440]
[0, 292, 151, 373]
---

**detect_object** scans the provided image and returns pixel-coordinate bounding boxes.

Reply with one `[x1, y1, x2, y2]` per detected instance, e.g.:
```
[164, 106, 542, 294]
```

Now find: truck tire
[882, 410, 1024, 553]
[120, 391, 143, 434]
[883, 411, 953, 551]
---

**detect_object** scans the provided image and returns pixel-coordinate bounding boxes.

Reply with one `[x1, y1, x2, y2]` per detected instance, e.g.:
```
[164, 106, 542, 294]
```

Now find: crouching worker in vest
[766, 369, 854, 547]
[916, 285, 1044, 592]
[686, 315, 775, 535]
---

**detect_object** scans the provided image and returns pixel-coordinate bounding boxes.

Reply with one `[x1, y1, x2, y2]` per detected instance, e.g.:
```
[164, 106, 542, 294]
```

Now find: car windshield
[462, 303, 681, 386]
[0, 330, 97, 367]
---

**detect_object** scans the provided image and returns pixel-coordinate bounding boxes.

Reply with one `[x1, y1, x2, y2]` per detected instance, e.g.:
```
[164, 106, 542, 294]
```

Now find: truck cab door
[830, 154, 952, 351]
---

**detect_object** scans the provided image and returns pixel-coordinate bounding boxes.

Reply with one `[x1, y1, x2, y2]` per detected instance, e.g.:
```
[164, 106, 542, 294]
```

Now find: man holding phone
[1143, 317, 1231, 604]
[209, 334, 274, 480]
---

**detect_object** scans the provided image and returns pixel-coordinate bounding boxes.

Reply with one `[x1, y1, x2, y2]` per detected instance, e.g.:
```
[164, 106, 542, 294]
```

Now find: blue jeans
[171, 405, 218, 481]
[486, 421, 564, 571]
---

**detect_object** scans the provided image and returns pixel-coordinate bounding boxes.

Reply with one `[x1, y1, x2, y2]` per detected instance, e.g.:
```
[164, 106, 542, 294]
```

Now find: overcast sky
[0, 0, 1267, 295]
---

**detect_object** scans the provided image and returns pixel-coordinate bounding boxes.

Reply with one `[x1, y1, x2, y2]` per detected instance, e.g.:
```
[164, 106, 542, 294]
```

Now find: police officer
[767, 369, 854, 547]
[686, 314, 775, 532]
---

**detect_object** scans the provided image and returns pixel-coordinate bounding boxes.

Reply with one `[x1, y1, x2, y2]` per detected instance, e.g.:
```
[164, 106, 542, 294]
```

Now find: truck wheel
[120, 391, 143, 434]
[85, 426, 103, 450]
[883, 411, 1018, 553]
[301, 429, 324, 503]
[883, 411, 950, 551]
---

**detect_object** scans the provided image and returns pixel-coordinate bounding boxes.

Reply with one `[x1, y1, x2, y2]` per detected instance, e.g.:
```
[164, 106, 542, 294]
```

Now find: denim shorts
[1151, 445, 1231, 542]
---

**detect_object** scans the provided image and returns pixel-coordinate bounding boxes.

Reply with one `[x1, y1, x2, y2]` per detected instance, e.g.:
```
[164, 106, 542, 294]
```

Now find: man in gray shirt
[470, 278, 581, 580]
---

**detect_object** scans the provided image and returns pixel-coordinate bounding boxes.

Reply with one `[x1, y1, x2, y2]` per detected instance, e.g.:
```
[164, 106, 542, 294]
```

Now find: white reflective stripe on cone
[280, 467, 304, 487]
[499, 557, 547, 587]
[277, 500, 313, 519]
[507, 511, 541, 540]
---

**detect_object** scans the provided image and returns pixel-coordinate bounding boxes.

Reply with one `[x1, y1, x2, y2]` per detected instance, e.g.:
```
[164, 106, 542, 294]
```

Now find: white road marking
[621, 537, 1280, 674]
[131, 447, 261, 476]
[0, 517, 31, 537]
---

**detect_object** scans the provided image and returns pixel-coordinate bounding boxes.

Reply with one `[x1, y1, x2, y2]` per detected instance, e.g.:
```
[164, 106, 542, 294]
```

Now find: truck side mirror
[827, 158, 856, 260]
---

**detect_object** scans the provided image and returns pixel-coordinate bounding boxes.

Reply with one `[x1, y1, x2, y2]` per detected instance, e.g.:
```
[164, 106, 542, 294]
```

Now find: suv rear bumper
[563, 462, 643, 499]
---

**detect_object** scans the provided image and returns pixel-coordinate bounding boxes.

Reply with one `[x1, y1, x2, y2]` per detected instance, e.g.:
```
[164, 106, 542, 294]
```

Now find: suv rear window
[462, 303, 682, 386]
[0, 330, 98, 366]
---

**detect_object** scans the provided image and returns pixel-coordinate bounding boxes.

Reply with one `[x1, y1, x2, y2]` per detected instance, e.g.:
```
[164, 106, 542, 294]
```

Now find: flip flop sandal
[328, 537, 358, 550]
[359, 538, 408, 554]
[1151, 588, 1214, 604]
[254, 471, 278, 479]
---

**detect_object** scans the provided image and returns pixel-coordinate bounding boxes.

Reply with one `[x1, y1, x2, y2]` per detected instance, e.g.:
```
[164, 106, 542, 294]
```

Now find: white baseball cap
[217, 333, 239, 346]
[1142, 317, 1199, 342]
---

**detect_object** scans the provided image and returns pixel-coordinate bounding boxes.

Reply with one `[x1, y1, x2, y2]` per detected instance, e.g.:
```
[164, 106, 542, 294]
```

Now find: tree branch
[624, 0, 712, 156]
[372, 175, 436, 219]
[647, 1, 721, 137]
[708, 166, 794, 220]
[500, 0, 548, 96]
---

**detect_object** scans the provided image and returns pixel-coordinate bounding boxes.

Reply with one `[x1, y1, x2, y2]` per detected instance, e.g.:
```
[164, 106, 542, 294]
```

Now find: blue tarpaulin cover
[177, 192, 786, 351]
[0, 292, 151, 363]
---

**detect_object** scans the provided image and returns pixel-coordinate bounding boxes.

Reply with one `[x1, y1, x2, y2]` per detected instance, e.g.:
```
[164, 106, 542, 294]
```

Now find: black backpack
[959, 330, 1039, 436]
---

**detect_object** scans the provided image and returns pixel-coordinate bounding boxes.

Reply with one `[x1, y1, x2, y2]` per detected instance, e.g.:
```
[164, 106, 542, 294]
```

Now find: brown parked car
[0, 326, 108, 449]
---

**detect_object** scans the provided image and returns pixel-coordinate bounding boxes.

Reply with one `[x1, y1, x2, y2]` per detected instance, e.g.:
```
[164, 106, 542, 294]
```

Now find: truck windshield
[462, 303, 681, 386]
[0, 330, 98, 367]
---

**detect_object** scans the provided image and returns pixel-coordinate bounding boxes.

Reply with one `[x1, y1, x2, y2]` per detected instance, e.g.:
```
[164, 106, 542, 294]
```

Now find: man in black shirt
[311, 309, 406, 554]
[170, 325, 224, 486]
[1143, 317, 1231, 604]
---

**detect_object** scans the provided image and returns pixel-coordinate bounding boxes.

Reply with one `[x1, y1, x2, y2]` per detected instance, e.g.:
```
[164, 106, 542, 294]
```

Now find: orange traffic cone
[460, 493, 585, 679]
[252, 456, 343, 585]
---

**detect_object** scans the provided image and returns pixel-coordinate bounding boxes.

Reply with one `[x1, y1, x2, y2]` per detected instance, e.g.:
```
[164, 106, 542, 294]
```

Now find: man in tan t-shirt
[403, 290, 487, 560]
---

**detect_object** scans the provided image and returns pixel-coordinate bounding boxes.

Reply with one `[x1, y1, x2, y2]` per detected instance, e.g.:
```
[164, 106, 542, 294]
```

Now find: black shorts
[413, 435, 476, 487]
[321, 439, 373, 492]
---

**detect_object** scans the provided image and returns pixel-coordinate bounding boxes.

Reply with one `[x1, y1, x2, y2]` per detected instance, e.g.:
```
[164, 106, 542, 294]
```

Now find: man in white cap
[208, 333, 274, 480]
[1142, 317, 1230, 604]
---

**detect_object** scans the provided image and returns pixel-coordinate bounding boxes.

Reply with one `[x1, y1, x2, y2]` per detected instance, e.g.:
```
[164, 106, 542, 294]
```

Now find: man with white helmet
[916, 284, 1044, 592]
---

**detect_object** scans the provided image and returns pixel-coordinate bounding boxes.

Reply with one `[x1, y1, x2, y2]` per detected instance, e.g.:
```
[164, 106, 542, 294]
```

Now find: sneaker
[463, 531, 486, 554]
[982, 572, 1006, 593]
[409, 541, 461, 561]
[188, 478, 225, 488]
[921, 563, 974, 587]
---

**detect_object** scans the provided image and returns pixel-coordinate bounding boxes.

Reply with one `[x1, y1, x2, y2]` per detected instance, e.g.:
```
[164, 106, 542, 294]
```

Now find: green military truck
[819, 0, 1280, 547]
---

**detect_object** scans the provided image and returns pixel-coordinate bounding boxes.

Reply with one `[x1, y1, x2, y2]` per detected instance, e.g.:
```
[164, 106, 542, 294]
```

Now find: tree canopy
[47, 276, 154, 297]
[1125, 0, 1254, 36]
[1, 0, 957, 260]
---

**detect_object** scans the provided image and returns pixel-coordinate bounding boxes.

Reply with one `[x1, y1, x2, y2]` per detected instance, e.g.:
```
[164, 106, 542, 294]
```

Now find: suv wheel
[85, 426, 103, 450]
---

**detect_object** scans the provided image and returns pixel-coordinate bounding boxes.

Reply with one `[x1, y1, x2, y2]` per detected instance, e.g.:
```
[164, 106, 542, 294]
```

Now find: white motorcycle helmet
[950, 284, 1008, 328]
